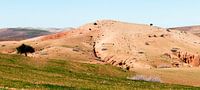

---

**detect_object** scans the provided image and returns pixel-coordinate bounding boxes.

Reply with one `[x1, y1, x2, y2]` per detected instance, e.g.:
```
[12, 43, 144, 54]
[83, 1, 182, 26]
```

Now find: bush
[166, 29, 171, 32]
[138, 51, 144, 54]
[145, 42, 150, 45]
[150, 23, 153, 26]
[93, 23, 98, 25]
[160, 34, 165, 37]
[171, 48, 179, 52]
[127, 75, 161, 83]
[101, 48, 108, 51]
[1, 45, 5, 47]
[148, 35, 152, 38]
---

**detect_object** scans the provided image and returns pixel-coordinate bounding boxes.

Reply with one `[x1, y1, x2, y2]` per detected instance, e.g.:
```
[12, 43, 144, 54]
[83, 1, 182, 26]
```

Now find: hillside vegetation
[0, 54, 199, 89]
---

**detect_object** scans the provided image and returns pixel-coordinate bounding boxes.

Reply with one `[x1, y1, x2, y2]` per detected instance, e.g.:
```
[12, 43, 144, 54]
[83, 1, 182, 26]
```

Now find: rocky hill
[1, 20, 200, 70]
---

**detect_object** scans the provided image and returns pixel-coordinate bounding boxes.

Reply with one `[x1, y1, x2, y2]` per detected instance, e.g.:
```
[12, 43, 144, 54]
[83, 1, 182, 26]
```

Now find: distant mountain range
[0, 27, 72, 41]
[169, 25, 200, 37]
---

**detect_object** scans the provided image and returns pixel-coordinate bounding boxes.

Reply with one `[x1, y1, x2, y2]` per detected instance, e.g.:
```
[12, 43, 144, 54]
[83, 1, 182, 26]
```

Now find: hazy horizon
[0, 0, 200, 28]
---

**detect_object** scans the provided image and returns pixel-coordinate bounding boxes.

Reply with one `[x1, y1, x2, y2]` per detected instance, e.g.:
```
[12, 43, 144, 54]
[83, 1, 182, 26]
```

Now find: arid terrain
[1, 20, 200, 89]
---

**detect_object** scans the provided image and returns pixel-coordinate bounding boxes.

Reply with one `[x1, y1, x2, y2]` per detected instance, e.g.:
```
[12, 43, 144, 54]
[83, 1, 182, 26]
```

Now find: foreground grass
[0, 54, 199, 89]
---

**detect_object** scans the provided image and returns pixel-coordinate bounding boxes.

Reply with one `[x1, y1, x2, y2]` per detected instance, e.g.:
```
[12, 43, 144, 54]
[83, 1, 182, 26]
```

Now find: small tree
[150, 23, 153, 26]
[93, 22, 98, 25]
[16, 44, 35, 56]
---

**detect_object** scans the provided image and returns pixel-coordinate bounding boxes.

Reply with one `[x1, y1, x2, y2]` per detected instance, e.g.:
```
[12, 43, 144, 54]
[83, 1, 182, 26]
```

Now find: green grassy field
[0, 54, 199, 90]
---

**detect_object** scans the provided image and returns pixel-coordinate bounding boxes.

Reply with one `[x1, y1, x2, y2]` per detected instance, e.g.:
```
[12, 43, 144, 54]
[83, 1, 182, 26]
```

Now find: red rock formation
[169, 50, 200, 67]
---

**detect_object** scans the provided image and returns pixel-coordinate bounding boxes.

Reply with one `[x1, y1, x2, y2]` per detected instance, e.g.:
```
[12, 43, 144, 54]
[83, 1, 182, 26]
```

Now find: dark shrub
[166, 29, 171, 32]
[145, 42, 150, 45]
[148, 35, 151, 38]
[160, 34, 164, 37]
[150, 23, 153, 26]
[93, 23, 98, 25]
[138, 51, 144, 54]
[126, 66, 130, 70]
[171, 48, 179, 52]
[118, 62, 123, 65]
[1, 45, 5, 47]
[101, 48, 108, 51]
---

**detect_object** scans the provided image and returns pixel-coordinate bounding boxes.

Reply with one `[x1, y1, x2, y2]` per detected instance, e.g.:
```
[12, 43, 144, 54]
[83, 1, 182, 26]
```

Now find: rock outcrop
[167, 49, 200, 67]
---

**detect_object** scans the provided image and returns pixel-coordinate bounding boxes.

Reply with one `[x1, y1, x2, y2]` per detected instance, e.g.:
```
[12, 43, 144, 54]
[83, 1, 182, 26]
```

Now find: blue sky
[0, 0, 200, 28]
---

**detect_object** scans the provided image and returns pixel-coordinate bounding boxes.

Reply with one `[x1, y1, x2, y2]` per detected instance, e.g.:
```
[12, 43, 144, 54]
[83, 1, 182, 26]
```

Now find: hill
[1, 20, 200, 86]
[1, 20, 200, 68]
[169, 25, 200, 37]
[0, 53, 198, 89]
[0, 28, 69, 41]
